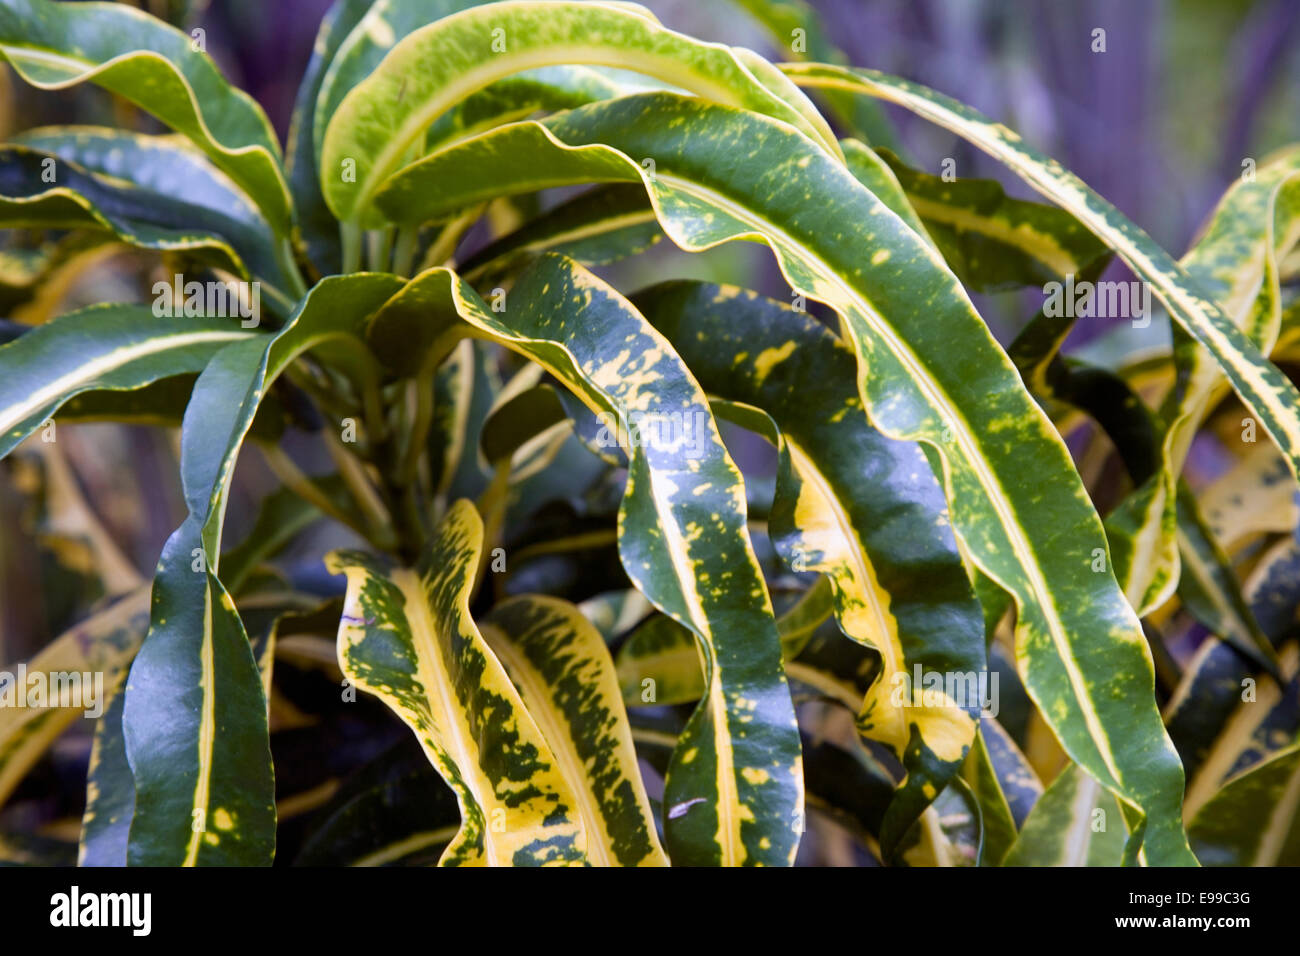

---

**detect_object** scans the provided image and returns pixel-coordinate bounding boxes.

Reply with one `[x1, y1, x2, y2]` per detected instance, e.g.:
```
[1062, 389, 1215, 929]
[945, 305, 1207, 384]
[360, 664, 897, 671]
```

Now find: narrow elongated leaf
[0, 0, 291, 233]
[368, 255, 803, 865]
[875, 147, 1110, 291]
[480, 595, 666, 865]
[0, 304, 257, 458]
[962, 727, 1018, 865]
[329, 502, 588, 866]
[1003, 763, 1125, 867]
[1165, 534, 1300, 782]
[287, 0, 373, 277]
[78, 671, 133, 866]
[312, 0, 492, 164]
[369, 95, 1193, 863]
[1108, 156, 1300, 611]
[639, 280, 985, 854]
[1188, 743, 1300, 866]
[0, 145, 257, 285]
[0, 587, 148, 807]
[785, 64, 1300, 613]
[321, 0, 840, 225]
[123, 275, 404, 866]
[461, 184, 661, 283]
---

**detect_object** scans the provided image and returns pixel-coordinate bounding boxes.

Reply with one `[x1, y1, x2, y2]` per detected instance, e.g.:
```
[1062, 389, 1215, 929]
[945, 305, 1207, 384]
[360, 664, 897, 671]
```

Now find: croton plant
[0, 0, 1297, 868]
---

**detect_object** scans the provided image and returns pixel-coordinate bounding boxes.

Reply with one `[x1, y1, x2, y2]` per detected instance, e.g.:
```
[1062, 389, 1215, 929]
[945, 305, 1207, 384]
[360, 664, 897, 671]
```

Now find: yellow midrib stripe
[479, 620, 611, 864]
[344, 38, 791, 219]
[182, 583, 216, 866]
[816, 71, 1300, 462]
[1254, 753, 1300, 866]
[641, 465, 744, 864]
[2, 329, 252, 438]
[656, 170, 1127, 788]
[1062, 773, 1100, 866]
[390, 566, 500, 863]
[905, 194, 1078, 276]
[786, 442, 904, 719]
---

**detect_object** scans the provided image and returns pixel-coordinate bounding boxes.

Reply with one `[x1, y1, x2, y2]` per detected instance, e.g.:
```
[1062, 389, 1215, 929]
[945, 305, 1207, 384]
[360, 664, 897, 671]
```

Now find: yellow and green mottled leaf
[0, 0, 291, 235]
[1188, 743, 1300, 866]
[367, 256, 803, 865]
[639, 280, 985, 855]
[370, 95, 1193, 863]
[328, 501, 588, 866]
[480, 595, 667, 865]
[786, 64, 1300, 618]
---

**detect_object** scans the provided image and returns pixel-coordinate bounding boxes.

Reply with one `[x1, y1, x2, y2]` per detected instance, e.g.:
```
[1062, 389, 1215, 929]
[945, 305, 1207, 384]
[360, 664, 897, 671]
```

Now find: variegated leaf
[328, 501, 588, 866]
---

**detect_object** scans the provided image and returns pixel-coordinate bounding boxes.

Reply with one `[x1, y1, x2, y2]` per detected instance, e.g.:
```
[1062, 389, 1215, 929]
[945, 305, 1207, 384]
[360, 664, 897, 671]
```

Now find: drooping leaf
[0, 304, 258, 459]
[785, 64, 1300, 617]
[367, 256, 803, 865]
[1187, 743, 1300, 866]
[0, 0, 292, 234]
[370, 95, 1193, 863]
[638, 280, 985, 855]
[122, 274, 404, 866]
[0, 145, 265, 290]
[479, 595, 667, 865]
[328, 501, 588, 866]
[320, 0, 840, 227]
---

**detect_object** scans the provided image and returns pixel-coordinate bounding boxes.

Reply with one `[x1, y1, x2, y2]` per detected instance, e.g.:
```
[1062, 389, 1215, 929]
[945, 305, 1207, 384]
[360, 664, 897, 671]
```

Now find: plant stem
[392, 225, 420, 277]
[395, 367, 435, 489]
[340, 222, 362, 274]
[276, 237, 309, 300]
[257, 441, 381, 547]
[366, 228, 395, 273]
[324, 429, 399, 551]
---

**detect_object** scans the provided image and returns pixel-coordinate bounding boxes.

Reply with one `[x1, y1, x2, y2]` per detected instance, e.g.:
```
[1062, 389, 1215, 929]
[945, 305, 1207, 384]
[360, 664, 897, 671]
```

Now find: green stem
[275, 237, 309, 299]
[325, 429, 399, 552]
[257, 442, 380, 547]
[392, 225, 420, 277]
[340, 222, 362, 274]
[395, 366, 435, 488]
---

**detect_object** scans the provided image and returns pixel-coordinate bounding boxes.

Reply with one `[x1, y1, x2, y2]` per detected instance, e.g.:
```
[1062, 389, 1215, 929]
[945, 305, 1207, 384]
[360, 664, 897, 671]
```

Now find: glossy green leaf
[1003, 763, 1125, 867]
[0, 0, 291, 234]
[480, 595, 667, 865]
[328, 501, 588, 866]
[320, 0, 840, 226]
[122, 274, 404, 866]
[367, 255, 803, 865]
[0, 304, 258, 459]
[371, 94, 1193, 863]
[785, 64, 1300, 616]
[1188, 743, 1300, 866]
[639, 280, 985, 855]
